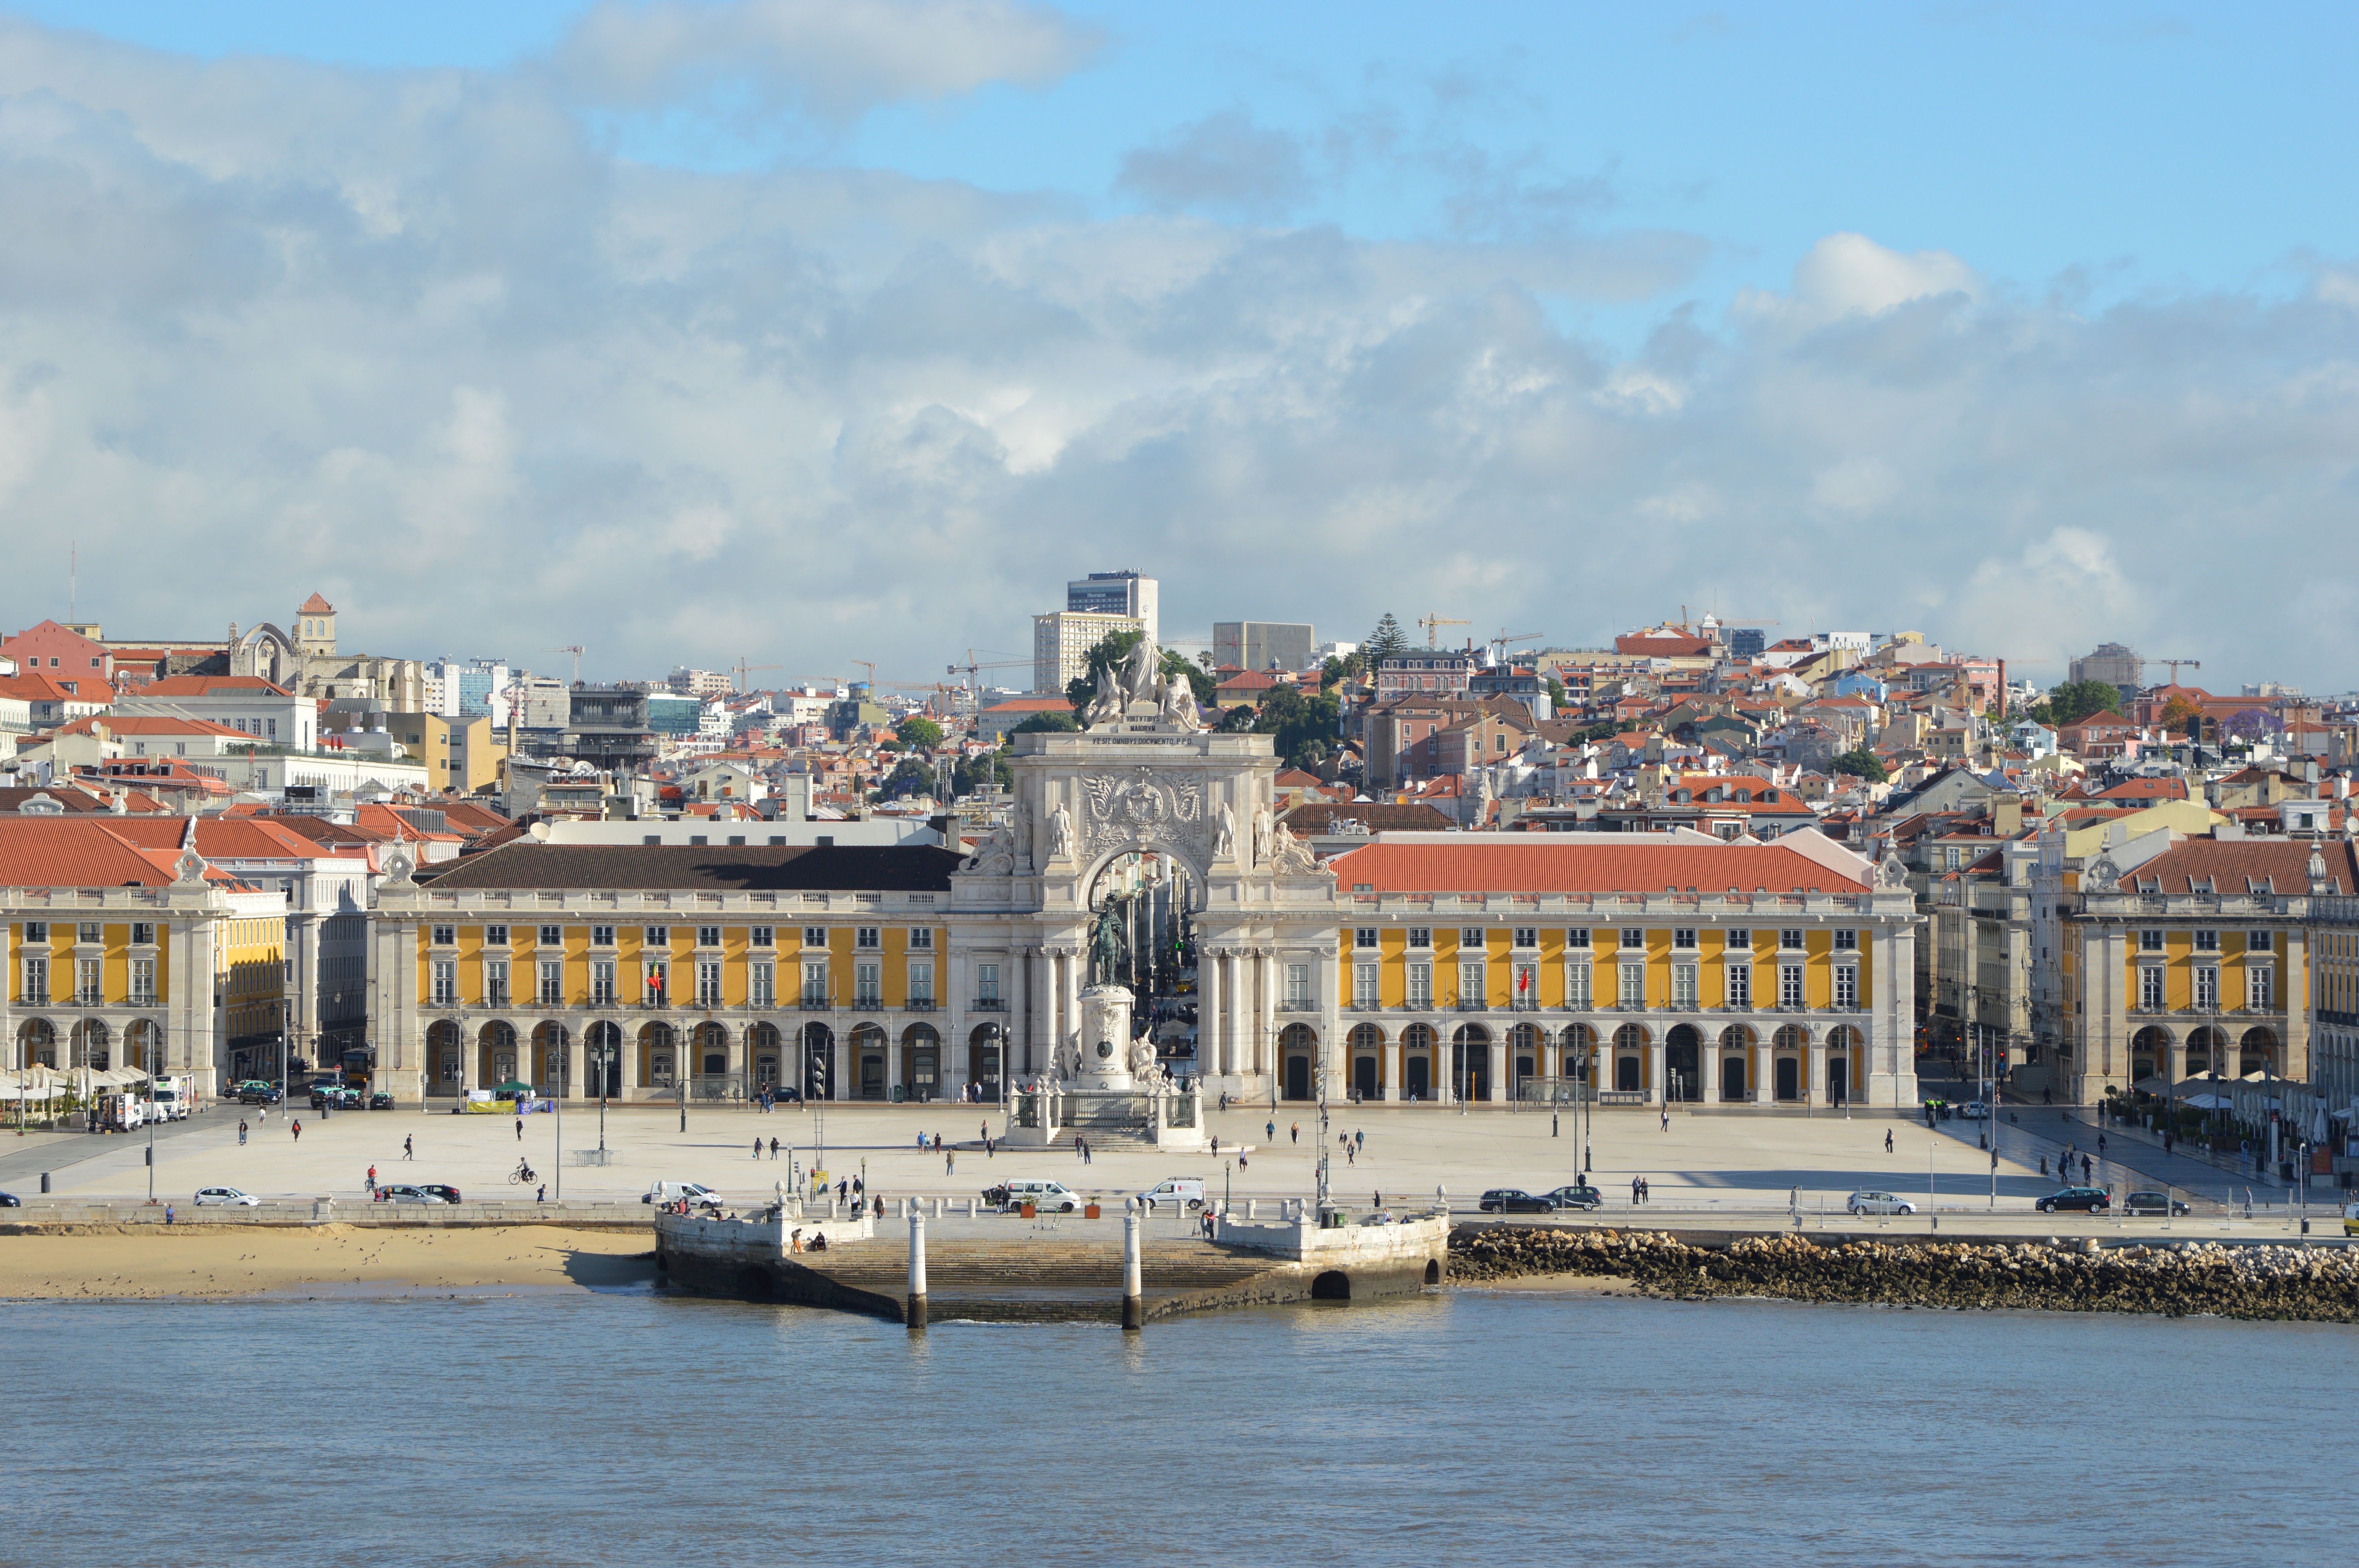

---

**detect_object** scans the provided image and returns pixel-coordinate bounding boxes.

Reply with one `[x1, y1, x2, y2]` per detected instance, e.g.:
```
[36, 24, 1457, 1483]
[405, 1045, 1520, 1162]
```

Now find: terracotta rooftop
[2111, 838, 2359, 897]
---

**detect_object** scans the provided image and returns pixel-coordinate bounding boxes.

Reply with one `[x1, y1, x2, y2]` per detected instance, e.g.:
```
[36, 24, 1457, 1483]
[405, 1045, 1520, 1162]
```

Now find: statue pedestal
[1070, 984, 1140, 1090]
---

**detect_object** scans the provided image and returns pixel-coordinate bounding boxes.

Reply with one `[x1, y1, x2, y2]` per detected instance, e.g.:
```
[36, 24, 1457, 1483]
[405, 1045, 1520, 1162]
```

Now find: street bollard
[1121, 1212, 1143, 1331]
[906, 1211, 928, 1329]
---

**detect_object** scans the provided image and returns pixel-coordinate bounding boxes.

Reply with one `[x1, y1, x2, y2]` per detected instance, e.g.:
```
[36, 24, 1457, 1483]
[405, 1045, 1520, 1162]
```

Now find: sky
[0, 1, 2354, 692]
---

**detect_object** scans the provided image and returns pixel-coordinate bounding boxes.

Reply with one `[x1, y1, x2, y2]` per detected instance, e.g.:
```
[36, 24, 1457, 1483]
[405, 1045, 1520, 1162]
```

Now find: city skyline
[0, 4, 2354, 685]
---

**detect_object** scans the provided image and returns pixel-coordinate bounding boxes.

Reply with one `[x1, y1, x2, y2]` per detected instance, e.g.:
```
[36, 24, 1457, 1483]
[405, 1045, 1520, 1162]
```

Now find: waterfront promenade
[0, 1094, 2334, 1228]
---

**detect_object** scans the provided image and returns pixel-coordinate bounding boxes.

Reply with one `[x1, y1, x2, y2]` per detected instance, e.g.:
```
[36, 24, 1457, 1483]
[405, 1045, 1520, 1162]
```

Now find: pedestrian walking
[1355, 1129, 1364, 1151]
[291, 1119, 302, 1142]
[1083, 1139, 1093, 1165]
[536, 1183, 546, 1203]
[238, 1119, 249, 1146]
[769, 1137, 780, 1160]
[753, 1138, 762, 1159]
[1290, 1122, 1299, 1145]
[945, 1149, 955, 1176]
[164, 1203, 174, 1225]
[1346, 1143, 1356, 1166]
[1266, 1120, 1276, 1142]
[2081, 1153, 2092, 1182]
[981, 1121, 989, 1143]
[1661, 1108, 1669, 1132]
[403, 1134, 414, 1161]
[1631, 1175, 1642, 1205]
[1884, 1128, 1894, 1154]
[516, 1116, 524, 1141]
[986, 1137, 994, 1158]
[367, 1163, 378, 1196]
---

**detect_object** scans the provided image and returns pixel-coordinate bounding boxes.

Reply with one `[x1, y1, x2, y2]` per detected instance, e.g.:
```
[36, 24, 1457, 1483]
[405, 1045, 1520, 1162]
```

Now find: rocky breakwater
[1450, 1227, 2359, 1323]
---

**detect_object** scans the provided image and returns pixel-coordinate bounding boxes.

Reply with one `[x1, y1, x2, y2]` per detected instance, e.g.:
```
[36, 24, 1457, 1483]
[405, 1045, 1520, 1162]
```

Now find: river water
[14, 1285, 2350, 1566]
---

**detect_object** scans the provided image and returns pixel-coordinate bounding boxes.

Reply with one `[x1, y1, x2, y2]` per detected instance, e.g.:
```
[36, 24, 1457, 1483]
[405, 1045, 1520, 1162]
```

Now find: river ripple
[10, 1286, 2348, 1567]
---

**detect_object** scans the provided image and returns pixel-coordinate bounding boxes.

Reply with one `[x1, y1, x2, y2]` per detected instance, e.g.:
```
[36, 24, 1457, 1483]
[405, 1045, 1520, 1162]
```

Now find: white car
[193, 1186, 260, 1207]
[1846, 1190, 1917, 1216]
[1957, 1102, 1990, 1121]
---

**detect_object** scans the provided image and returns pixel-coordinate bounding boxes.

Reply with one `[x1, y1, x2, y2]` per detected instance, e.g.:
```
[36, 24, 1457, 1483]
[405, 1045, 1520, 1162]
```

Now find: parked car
[376, 1184, 446, 1205]
[1544, 1184, 1604, 1212]
[1478, 1188, 1554, 1214]
[980, 1178, 1083, 1214]
[1956, 1102, 1990, 1121]
[1846, 1190, 1918, 1215]
[194, 1186, 260, 1207]
[644, 1181, 726, 1213]
[236, 1083, 282, 1106]
[369, 1091, 396, 1110]
[1135, 1177, 1207, 1212]
[0, 1191, 20, 1208]
[2037, 1186, 2112, 1213]
[2345, 1201, 2359, 1239]
[419, 1184, 462, 1205]
[2122, 1191, 2190, 1217]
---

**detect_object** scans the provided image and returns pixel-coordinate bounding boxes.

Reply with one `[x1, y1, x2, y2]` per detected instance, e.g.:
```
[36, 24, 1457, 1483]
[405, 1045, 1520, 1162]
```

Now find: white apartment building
[1033, 611, 1145, 695]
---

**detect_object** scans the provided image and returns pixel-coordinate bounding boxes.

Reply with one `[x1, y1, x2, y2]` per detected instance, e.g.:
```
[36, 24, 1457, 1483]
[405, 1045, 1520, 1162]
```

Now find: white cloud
[0, 21, 2352, 691]
[551, 0, 1102, 120]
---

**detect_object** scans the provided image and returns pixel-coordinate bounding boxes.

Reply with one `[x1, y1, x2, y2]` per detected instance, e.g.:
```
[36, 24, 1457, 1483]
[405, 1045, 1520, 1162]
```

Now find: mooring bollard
[907, 1210, 928, 1329]
[1121, 1212, 1143, 1331]
[1246, 1199, 1257, 1220]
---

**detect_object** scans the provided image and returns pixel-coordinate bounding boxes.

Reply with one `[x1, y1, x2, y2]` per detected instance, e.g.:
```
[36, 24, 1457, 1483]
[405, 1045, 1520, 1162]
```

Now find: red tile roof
[299, 593, 334, 614]
[1327, 838, 1872, 894]
[2112, 838, 2358, 896]
[0, 818, 233, 886]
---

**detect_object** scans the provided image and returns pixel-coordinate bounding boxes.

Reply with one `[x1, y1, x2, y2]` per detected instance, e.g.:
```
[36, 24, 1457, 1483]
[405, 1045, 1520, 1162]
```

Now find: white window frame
[539, 924, 563, 946]
[1617, 961, 1645, 1008]
[1726, 962, 1752, 1009]
[1834, 964, 1859, 1010]
[432, 960, 457, 1007]
[908, 927, 934, 951]
[909, 961, 936, 1005]
[591, 961, 616, 1004]
[484, 958, 509, 1007]
[1407, 962, 1433, 1007]
[2194, 966, 2219, 1009]
[1286, 963, 1312, 1007]
[1672, 962, 1697, 1007]
[976, 963, 1001, 1004]
[854, 960, 881, 1008]
[802, 961, 829, 1006]
[750, 961, 776, 1008]
[1353, 962, 1380, 1009]
[696, 926, 722, 949]
[1779, 964, 1805, 1008]
[130, 957, 156, 1006]
[1565, 962, 1592, 1009]
[1406, 927, 1432, 949]
[803, 927, 828, 948]
[1458, 960, 1485, 1007]
[695, 959, 723, 1007]
[539, 960, 564, 1006]
[2246, 964, 2273, 1010]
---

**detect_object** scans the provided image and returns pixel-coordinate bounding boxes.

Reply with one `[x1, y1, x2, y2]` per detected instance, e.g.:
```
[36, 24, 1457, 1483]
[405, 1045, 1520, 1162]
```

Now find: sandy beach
[0, 1224, 658, 1300]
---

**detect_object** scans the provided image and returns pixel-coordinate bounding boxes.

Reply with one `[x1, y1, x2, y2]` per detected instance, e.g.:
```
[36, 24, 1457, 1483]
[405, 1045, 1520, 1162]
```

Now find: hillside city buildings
[3, 584, 2357, 1191]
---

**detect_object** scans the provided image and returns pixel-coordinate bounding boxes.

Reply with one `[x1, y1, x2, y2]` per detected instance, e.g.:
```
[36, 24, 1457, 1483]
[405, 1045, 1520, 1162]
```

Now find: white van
[983, 1178, 1084, 1214]
[149, 1076, 194, 1122]
[1136, 1177, 1206, 1212]
[645, 1181, 725, 1213]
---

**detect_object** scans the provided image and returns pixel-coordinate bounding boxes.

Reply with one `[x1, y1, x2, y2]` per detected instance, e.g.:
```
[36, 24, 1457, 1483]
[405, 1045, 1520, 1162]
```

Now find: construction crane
[2156, 658, 2201, 687]
[1418, 614, 1470, 649]
[850, 659, 878, 691]
[731, 658, 781, 693]
[1488, 628, 1543, 659]
[542, 645, 585, 684]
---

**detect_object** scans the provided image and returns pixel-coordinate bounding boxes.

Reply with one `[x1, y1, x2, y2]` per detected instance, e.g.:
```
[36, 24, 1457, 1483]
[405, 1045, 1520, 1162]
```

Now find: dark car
[369, 1091, 396, 1111]
[0, 1192, 20, 1208]
[419, 1184, 462, 1205]
[2037, 1186, 2112, 1213]
[1544, 1184, 1605, 1212]
[238, 1085, 283, 1107]
[1478, 1188, 1554, 1214]
[308, 1085, 338, 1110]
[2122, 1190, 2190, 1217]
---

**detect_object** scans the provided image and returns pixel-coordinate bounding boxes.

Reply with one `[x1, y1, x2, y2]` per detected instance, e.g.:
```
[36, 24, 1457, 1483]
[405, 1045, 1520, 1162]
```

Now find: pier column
[2166, 1033, 2188, 1089]
[1808, 1035, 1828, 1105]
[1647, 1036, 1666, 1106]
[907, 1210, 928, 1328]
[1702, 1038, 1721, 1104]
[1060, 947, 1080, 1051]
[1025, 946, 1047, 1075]
[1121, 1212, 1143, 1330]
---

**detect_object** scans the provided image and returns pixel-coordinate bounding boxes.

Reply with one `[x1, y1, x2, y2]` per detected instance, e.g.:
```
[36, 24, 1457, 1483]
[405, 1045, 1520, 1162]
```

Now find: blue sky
[0, 2, 2354, 688]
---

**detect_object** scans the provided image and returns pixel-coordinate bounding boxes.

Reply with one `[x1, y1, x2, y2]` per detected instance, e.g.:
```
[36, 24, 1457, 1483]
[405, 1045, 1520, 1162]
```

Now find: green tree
[1012, 709, 1080, 735]
[1064, 629, 1214, 712]
[895, 715, 944, 751]
[2028, 679, 2123, 729]
[1832, 748, 1889, 784]
[1254, 685, 1343, 769]
[1544, 675, 1567, 709]
[878, 758, 936, 800]
[953, 751, 1012, 797]
[1365, 612, 1410, 663]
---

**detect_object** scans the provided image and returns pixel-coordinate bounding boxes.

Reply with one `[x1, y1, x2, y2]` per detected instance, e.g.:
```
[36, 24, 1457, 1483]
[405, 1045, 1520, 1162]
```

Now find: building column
[1808, 1032, 1828, 1104]
[1060, 947, 1081, 1052]
[2166, 1031, 2188, 1089]
[1702, 1038, 1721, 1104]
[1486, 1037, 1505, 1103]
[1383, 1034, 1400, 1101]
[1024, 946, 1047, 1076]
[1757, 1037, 1774, 1107]
[1254, 948, 1274, 1078]
[1647, 1036, 1666, 1106]
[2283, 929, 2310, 1082]
[1197, 945, 1221, 1079]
